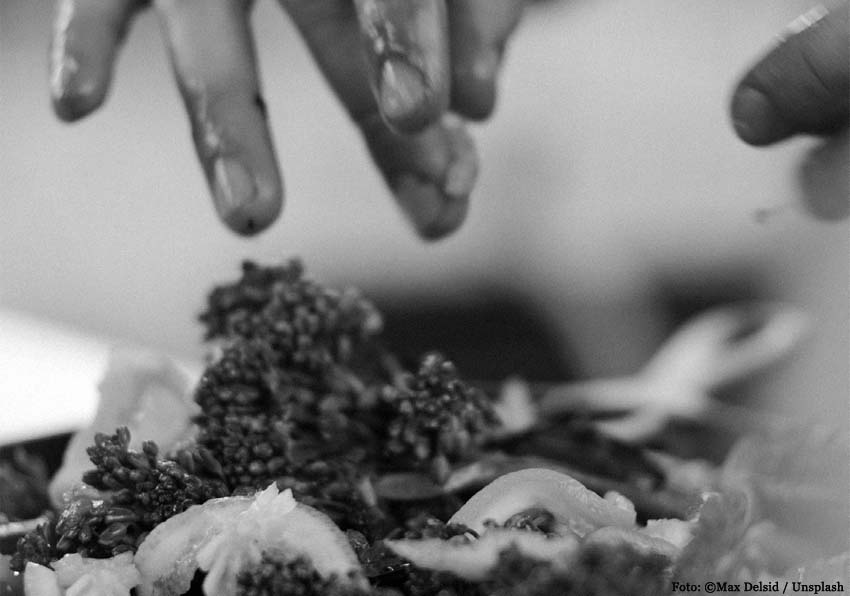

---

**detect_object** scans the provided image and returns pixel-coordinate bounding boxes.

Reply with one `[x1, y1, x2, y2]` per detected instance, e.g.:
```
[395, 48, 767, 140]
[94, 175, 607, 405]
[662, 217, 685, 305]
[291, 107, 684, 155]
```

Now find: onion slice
[385, 529, 579, 581]
[135, 484, 366, 596]
[24, 552, 140, 596]
[449, 468, 637, 536]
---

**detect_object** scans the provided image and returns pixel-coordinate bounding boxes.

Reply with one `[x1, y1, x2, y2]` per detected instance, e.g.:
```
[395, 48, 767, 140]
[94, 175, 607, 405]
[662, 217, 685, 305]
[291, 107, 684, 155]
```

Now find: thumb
[730, 2, 849, 146]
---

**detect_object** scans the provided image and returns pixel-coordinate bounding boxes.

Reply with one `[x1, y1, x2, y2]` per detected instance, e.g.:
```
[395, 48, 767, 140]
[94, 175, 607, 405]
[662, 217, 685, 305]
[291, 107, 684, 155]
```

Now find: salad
[1, 259, 847, 596]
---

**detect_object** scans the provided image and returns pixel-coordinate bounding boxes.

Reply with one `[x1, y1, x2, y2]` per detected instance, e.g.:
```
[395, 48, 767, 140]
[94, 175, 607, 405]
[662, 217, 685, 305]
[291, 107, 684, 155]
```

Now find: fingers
[362, 113, 478, 239]
[154, 0, 282, 235]
[50, 0, 141, 121]
[731, 3, 850, 146]
[448, 0, 525, 120]
[285, 0, 478, 240]
[352, 0, 451, 133]
[798, 129, 849, 221]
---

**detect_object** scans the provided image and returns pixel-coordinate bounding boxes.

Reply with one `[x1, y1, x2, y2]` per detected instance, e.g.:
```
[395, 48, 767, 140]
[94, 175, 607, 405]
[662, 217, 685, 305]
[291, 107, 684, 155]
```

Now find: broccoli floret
[11, 429, 228, 568]
[199, 259, 383, 373]
[193, 262, 391, 491]
[192, 261, 407, 535]
[9, 520, 56, 572]
[275, 459, 387, 537]
[381, 353, 498, 477]
[236, 554, 370, 596]
[193, 340, 382, 534]
[485, 542, 671, 596]
[82, 428, 228, 523]
[350, 516, 480, 596]
[193, 340, 290, 490]
[44, 428, 227, 561]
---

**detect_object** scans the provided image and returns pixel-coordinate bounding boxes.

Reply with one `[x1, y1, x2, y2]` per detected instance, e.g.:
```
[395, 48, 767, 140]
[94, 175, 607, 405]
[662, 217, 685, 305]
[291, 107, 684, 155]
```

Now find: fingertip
[392, 175, 470, 240]
[211, 157, 283, 236]
[378, 58, 447, 133]
[451, 76, 497, 121]
[730, 85, 795, 146]
[52, 88, 106, 122]
[50, 60, 107, 122]
[451, 49, 499, 120]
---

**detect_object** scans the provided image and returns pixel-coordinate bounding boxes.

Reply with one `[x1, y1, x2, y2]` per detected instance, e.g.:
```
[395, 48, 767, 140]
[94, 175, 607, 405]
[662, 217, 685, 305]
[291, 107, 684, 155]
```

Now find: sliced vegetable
[449, 468, 637, 536]
[49, 349, 197, 506]
[489, 377, 538, 439]
[24, 552, 139, 596]
[640, 518, 694, 551]
[583, 526, 680, 560]
[134, 483, 366, 596]
[385, 529, 579, 581]
[24, 562, 61, 596]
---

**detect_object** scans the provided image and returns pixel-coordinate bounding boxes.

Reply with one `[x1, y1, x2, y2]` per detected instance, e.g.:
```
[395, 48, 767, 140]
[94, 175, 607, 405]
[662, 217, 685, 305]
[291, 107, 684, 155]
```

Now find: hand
[49, 0, 524, 238]
[730, 2, 849, 220]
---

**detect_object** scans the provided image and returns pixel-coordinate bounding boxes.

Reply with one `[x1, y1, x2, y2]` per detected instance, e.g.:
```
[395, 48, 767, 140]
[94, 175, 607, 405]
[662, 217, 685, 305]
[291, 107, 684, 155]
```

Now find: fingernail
[393, 175, 469, 240]
[50, 55, 100, 121]
[441, 115, 479, 198]
[731, 86, 794, 146]
[212, 158, 260, 234]
[380, 58, 429, 130]
[50, 55, 78, 99]
[443, 151, 478, 199]
[471, 50, 500, 83]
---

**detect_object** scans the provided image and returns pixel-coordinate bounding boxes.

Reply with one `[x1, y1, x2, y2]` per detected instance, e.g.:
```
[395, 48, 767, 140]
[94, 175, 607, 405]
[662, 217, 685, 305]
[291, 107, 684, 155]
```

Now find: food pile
[1, 259, 847, 596]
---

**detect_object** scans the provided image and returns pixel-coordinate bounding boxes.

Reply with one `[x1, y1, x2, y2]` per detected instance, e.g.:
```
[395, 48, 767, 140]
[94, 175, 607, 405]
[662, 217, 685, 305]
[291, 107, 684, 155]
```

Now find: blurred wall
[1, 0, 847, 423]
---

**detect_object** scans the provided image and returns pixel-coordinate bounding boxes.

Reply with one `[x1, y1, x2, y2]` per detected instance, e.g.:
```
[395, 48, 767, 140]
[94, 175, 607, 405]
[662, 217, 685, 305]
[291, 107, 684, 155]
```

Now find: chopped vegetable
[24, 552, 140, 596]
[7, 259, 838, 596]
[11, 519, 57, 571]
[199, 259, 383, 369]
[49, 349, 197, 507]
[385, 529, 579, 581]
[483, 540, 672, 596]
[380, 352, 498, 478]
[583, 527, 679, 560]
[236, 554, 369, 596]
[24, 562, 61, 596]
[449, 469, 637, 536]
[134, 483, 367, 596]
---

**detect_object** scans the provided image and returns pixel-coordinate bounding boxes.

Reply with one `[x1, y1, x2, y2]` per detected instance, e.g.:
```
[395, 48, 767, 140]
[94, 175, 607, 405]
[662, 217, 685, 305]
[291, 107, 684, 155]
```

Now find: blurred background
[1, 0, 847, 443]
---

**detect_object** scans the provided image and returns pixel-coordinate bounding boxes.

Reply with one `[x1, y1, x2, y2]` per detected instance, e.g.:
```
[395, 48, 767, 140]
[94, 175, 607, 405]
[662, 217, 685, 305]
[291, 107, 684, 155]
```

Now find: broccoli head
[236, 553, 371, 596]
[381, 353, 498, 476]
[11, 428, 227, 570]
[199, 259, 383, 374]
